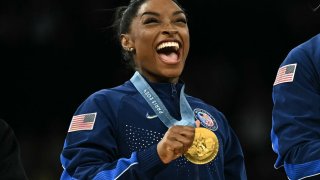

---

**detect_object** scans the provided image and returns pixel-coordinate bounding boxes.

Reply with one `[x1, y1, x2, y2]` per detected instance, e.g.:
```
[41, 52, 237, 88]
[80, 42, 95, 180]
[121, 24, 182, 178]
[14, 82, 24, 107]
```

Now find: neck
[137, 70, 179, 84]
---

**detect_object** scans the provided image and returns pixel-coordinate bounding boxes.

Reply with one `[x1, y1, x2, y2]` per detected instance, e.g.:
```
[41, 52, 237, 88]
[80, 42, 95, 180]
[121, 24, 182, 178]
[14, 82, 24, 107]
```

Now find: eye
[175, 18, 187, 24]
[143, 17, 159, 24]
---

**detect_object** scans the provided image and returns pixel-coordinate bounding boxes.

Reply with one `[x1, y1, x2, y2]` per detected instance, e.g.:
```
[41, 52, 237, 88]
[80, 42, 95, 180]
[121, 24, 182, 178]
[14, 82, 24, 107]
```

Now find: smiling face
[121, 0, 190, 83]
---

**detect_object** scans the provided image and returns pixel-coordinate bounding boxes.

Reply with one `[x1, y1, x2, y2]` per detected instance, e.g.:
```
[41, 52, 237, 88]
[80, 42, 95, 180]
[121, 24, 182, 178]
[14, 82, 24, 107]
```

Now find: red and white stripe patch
[68, 113, 97, 132]
[273, 63, 297, 86]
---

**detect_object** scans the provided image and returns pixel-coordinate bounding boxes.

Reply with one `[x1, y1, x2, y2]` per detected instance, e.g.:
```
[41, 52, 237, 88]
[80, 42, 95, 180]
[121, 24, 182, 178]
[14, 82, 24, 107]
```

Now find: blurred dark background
[0, 0, 319, 179]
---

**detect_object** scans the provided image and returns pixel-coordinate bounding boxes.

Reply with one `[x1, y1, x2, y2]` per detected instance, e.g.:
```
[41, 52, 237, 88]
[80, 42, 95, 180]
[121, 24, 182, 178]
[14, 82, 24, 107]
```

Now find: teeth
[156, 42, 179, 51]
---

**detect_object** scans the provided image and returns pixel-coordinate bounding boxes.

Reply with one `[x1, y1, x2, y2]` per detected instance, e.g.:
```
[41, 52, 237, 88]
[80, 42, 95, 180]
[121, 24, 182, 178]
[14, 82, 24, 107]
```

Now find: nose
[161, 23, 178, 35]
[162, 29, 178, 36]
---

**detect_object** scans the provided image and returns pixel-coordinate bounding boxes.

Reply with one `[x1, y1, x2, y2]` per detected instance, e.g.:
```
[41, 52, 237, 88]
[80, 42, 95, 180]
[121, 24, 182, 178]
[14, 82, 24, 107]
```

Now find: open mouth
[156, 41, 180, 64]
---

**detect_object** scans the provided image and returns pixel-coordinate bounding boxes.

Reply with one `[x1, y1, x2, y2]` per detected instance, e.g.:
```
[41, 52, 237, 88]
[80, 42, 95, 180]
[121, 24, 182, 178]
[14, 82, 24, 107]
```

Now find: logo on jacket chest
[194, 108, 218, 131]
[146, 112, 158, 119]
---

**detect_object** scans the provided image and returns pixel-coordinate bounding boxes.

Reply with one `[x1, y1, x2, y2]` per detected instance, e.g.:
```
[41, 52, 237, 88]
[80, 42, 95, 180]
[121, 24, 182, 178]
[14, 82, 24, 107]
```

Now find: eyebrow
[141, 10, 185, 17]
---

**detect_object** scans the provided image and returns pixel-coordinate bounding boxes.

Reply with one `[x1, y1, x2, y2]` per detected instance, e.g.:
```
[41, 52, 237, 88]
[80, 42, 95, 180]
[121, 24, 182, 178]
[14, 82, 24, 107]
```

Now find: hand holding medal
[157, 125, 195, 164]
[157, 120, 219, 164]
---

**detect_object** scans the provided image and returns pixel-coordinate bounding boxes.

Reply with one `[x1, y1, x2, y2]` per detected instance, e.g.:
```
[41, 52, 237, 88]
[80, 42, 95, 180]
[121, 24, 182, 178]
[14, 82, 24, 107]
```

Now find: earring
[124, 47, 134, 52]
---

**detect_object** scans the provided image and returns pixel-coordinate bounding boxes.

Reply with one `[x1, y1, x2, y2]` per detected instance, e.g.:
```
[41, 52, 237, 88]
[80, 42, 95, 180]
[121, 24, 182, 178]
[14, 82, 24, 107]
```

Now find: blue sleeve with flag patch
[271, 33, 320, 180]
[60, 89, 165, 180]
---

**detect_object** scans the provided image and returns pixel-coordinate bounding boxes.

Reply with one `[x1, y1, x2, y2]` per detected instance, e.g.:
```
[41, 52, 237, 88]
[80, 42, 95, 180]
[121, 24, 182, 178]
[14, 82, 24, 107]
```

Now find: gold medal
[184, 127, 219, 164]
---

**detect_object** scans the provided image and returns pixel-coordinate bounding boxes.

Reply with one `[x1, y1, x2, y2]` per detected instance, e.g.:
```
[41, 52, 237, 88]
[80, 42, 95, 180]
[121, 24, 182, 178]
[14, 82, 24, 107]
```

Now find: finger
[164, 138, 184, 152]
[173, 135, 193, 152]
[164, 126, 195, 154]
[157, 141, 177, 164]
[195, 120, 200, 127]
[173, 143, 184, 155]
[170, 126, 195, 138]
[174, 151, 182, 158]
[173, 128, 195, 142]
[167, 127, 195, 152]
[170, 125, 194, 133]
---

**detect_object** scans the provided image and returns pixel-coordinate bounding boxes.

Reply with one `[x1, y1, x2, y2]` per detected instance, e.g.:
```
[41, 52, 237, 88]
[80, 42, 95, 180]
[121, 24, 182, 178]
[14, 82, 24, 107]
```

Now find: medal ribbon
[130, 71, 195, 128]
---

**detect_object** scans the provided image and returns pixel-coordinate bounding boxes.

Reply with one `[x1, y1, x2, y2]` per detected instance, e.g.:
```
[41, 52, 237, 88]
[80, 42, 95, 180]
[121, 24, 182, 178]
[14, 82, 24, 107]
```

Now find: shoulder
[274, 33, 320, 87]
[73, 81, 139, 114]
[284, 33, 320, 65]
[86, 81, 138, 103]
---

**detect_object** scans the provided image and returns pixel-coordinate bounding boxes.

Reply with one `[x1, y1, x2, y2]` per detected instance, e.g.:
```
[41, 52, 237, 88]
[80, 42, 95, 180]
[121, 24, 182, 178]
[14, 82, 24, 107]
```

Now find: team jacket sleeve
[219, 113, 247, 179]
[224, 128, 247, 179]
[271, 47, 320, 180]
[60, 92, 166, 180]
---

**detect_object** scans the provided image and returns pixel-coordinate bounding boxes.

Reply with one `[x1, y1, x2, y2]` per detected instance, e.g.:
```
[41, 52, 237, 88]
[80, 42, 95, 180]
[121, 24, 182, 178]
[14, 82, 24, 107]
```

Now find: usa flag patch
[273, 63, 297, 86]
[68, 113, 97, 132]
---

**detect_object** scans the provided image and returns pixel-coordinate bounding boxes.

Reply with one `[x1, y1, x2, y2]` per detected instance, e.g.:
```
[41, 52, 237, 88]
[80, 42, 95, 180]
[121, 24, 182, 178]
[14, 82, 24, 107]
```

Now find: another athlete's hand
[157, 125, 195, 164]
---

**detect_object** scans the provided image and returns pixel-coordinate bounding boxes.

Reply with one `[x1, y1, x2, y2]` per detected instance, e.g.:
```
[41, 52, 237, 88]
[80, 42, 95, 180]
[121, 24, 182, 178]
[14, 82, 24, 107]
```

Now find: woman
[60, 0, 247, 179]
[271, 1, 320, 179]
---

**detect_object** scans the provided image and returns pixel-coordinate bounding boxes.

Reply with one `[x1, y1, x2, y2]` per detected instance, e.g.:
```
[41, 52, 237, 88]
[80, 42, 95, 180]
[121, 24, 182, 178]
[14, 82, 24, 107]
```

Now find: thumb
[195, 120, 200, 128]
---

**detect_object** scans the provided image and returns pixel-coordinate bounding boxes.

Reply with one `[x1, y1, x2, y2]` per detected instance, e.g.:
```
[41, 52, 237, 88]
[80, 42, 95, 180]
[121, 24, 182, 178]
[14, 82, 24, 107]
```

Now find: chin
[160, 69, 183, 80]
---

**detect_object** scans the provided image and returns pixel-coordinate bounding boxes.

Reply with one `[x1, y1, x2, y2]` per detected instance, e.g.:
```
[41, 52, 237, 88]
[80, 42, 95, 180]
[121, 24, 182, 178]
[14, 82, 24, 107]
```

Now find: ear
[120, 34, 134, 50]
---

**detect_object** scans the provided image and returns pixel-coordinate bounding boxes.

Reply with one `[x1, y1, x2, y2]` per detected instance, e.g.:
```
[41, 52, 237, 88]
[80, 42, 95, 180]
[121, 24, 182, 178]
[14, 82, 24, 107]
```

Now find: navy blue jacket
[60, 77, 247, 179]
[271, 33, 320, 179]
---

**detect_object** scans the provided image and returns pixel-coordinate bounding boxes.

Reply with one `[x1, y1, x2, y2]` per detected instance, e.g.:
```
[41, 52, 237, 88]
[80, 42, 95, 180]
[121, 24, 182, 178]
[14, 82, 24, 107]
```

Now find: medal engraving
[184, 127, 219, 164]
